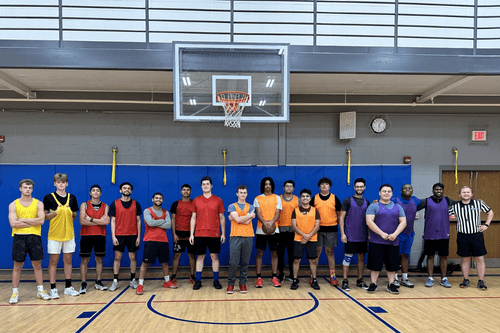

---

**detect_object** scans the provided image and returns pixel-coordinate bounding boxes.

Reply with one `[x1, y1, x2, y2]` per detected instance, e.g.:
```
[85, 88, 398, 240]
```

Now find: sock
[130, 273, 136, 281]
[402, 273, 408, 280]
[96, 280, 102, 285]
[272, 273, 276, 278]
[13, 287, 19, 294]
[394, 273, 398, 280]
[171, 274, 176, 280]
[429, 276, 434, 281]
[81, 281, 87, 288]
[213, 272, 219, 281]
[65, 279, 72, 288]
[257, 274, 262, 278]
[330, 269, 336, 278]
[196, 271, 202, 281]
[312, 278, 317, 283]
[191, 274, 196, 281]
[164, 276, 170, 282]
[37, 285, 43, 292]
[114, 274, 119, 280]
[50, 283, 56, 289]
[139, 279, 144, 286]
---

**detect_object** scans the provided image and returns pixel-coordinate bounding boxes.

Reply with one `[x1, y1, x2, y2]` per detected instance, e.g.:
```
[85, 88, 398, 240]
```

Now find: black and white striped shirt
[448, 200, 491, 234]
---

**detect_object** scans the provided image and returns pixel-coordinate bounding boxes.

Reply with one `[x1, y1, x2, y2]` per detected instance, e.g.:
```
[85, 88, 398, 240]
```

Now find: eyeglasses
[354, 186, 365, 189]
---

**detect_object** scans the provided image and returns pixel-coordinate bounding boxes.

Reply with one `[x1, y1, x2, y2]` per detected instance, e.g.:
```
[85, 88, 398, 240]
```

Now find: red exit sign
[472, 130, 487, 141]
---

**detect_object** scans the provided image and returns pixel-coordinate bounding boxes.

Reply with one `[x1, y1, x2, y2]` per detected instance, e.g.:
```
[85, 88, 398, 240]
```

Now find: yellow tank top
[12, 199, 41, 236]
[230, 203, 254, 237]
[48, 193, 75, 241]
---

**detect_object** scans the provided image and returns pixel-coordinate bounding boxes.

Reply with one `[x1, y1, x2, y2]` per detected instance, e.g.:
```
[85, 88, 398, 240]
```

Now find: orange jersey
[294, 207, 318, 242]
[313, 193, 338, 226]
[255, 194, 279, 229]
[230, 203, 254, 237]
[278, 195, 299, 227]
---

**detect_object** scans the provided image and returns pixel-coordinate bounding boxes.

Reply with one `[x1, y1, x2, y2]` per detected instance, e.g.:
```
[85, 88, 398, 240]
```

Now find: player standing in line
[79, 184, 110, 294]
[43, 173, 80, 298]
[136, 192, 177, 295]
[109, 182, 142, 291]
[9, 179, 51, 303]
[170, 184, 196, 285]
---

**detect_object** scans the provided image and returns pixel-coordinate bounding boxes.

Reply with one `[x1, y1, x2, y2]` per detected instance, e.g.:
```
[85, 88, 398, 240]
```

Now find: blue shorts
[398, 231, 415, 255]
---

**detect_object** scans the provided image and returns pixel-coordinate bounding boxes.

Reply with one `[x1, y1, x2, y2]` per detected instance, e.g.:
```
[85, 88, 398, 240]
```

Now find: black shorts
[294, 241, 318, 259]
[174, 230, 195, 254]
[12, 234, 44, 262]
[423, 239, 449, 256]
[80, 235, 106, 257]
[344, 241, 368, 254]
[194, 236, 221, 255]
[143, 241, 170, 264]
[255, 234, 279, 252]
[367, 242, 400, 272]
[457, 232, 487, 257]
[113, 235, 139, 253]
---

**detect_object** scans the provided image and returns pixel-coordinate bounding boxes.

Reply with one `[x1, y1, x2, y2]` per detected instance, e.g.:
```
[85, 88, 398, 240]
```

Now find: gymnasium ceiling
[1, 68, 500, 115]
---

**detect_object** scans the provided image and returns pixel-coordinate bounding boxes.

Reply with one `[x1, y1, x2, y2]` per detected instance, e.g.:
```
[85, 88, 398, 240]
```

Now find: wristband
[90, 218, 94, 223]
[484, 224, 489, 228]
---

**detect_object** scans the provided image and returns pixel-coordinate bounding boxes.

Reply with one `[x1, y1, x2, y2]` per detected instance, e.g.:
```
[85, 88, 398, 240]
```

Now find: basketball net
[216, 91, 249, 128]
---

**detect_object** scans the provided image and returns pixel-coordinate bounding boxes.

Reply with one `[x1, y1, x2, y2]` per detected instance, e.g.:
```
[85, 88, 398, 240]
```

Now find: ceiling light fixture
[266, 79, 275, 88]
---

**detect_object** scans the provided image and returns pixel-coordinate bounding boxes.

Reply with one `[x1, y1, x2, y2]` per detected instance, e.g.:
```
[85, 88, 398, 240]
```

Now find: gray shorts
[317, 231, 337, 248]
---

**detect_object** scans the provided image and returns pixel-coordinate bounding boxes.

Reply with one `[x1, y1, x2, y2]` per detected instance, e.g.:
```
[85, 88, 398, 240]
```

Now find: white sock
[429, 276, 434, 281]
[164, 276, 170, 282]
[37, 285, 44, 292]
[113, 279, 118, 282]
[13, 288, 19, 294]
[139, 279, 144, 285]
[394, 273, 398, 280]
[402, 273, 408, 280]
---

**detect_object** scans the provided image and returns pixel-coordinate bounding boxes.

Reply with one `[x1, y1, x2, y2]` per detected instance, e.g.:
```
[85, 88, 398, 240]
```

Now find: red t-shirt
[143, 207, 168, 242]
[80, 201, 107, 236]
[174, 200, 194, 232]
[193, 194, 225, 237]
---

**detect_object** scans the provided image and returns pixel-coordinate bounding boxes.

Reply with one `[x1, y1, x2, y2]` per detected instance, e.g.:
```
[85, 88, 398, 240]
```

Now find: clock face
[371, 118, 387, 133]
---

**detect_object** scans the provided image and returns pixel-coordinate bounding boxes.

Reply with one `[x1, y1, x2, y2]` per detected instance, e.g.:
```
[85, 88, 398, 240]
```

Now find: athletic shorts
[12, 234, 44, 262]
[293, 241, 318, 259]
[317, 231, 338, 248]
[456, 232, 487, 257]
[194, 236, 221, 255]
[423, 239, 449, 257]
[173, 230, 195, 254]
[47, 238, 76, 254]
[143, 241, 170, 264]
[255, 234, 278, 252]
[80, 235, 106, 257]
[344, 241, 368, 254]
[398, 231, 415, 255]
[113, 235, 139, 253]
[367, 242, 400, 272]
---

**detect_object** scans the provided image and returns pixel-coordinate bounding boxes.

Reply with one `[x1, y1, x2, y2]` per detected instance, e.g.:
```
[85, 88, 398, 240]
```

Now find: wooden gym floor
[1, 267, 499, 333]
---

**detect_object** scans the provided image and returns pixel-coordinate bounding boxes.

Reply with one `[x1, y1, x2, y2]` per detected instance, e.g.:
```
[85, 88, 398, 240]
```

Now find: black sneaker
[367, 283, 377, 293]
[290, 279, 299, 290]
[193, 280, 202, 290]
[477, 280, 487, 290]
[311, 280, 320, 290]
[277, 272, 285, 283]
[386, 283, 399, 294]
[213, 280, 222, 289]
[460, 279, 470, 288]
[342, 279, 350, 291]
[356, 278, 369, 290]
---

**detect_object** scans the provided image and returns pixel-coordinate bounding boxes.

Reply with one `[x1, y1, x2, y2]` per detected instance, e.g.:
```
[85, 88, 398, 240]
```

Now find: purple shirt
[344, 196, 368, 242]
[393, 196, 417, 235]
[368, 202, 401, 246]
[423, 197, 450, 240]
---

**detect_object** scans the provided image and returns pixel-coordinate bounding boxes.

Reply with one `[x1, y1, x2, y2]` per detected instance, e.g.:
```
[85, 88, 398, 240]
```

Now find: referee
[448, 186, 494, 290]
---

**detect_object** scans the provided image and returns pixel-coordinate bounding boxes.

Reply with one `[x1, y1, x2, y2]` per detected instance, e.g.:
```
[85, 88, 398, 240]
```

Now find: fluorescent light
[189, 98, 196, 105]
[278, 48, 283, 55]
[182, 76, 191, 86]
[259, 99, 266, 106]
[266, 79, 275, 88]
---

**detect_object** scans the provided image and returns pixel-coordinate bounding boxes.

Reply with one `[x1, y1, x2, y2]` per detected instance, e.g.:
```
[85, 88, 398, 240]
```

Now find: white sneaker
[129, 279, 138, 289]
[95, 283, 108, 291]
[50, 288, 60, 299]
[64, 286, 80, 296]
[9, 292, 19, 304]
[109, 280, 119, 291]
[79, 284, 87, 294]
[37, 290, 51, 301]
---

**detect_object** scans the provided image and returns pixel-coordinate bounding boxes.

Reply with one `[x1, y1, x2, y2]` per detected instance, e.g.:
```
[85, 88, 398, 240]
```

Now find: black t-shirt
[170, 201, 179, 214]
[43, 192, 79, 212]
[108, 199, 142, 217]
[341, 196, 369, 212]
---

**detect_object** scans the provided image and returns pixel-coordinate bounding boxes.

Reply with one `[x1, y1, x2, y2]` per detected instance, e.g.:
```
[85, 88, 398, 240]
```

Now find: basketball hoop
[216, 91, 249, 128]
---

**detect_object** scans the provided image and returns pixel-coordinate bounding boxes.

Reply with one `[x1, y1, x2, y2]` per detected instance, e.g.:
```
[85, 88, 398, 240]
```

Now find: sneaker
[477, 280, 487, 290]
[271, 277, 281, 287]
[277, 272, 285, 283]
[213, 280, 222, 290]
[286, 275, 294, 282]
[460, 279, 470, 288]
[193, 280, 202, 290]
[79, 284, 87, 294]
[64, 286, 80, 296]
[163, 280, 178, 289]
[171, 276, 177, 284]
[367, 283, 377, 293]
[311, 280, 320, 290]
[95, 283, 108, 291]
[37, 290, 51, 301]
[9, 292, 19, 304]
[393, 279, 400, 288]
[239, 284, 248, 294]
[425, 277, 434, 287]
[109, 280, 119, 291]
[356, 278, 369, 290]
[129, 279, 138, 289]
[255, 277, 263, 288]
[226, 285, 234, 294]
[291, 280, 299, 290]
[440, 277, 452, 288]
[136, 284, 143, 295]
[400, 279, 414, 288]
[309, 276, 312, 285]
[342, 279, 350, 291]
[330, 276, 339, 286]
[387, 283, 399, 294]
[50, 288, 60, 299]
[189, 276, 196, 284]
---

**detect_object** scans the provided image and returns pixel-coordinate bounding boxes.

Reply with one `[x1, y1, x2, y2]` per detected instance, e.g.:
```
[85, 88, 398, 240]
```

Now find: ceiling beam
[416, 76, 474, 103]
[0, 70, 36, 98]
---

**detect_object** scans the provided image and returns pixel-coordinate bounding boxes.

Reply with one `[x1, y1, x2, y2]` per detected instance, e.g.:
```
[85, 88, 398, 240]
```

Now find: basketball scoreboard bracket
[173, 42, 290, 126]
